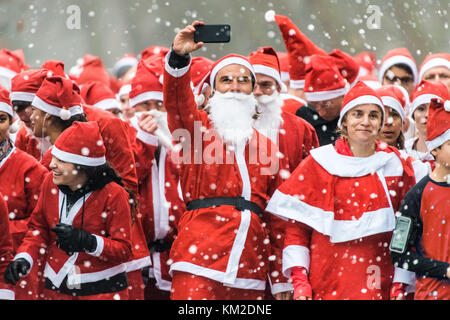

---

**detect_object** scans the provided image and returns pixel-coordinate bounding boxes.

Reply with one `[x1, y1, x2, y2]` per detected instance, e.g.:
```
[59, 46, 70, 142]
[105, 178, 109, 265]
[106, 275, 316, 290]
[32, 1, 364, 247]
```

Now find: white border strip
[282, 245, 310, 278]
[379, 55, 418, 85]
[338, 95, 384, 128]
[210, 56, 255, 88]
[0, 101, 13, 117]
[381, 96, 405, 120]
[0, 66, 17, 79]
[94, 98, 121, 111]
[426, 129, 450, 152]
[32, 95, 83, 118]
[419, 58, 450, 80]
[129, 91, 163, 108]
[305, 87, 347, 102]
[10, 91, 35, 103]
[164, 51, 192, 78]
[253, 64, 283, 88]
[411, 94, 441, 115]
[289, 79, 305, 89]
[52, 146, 106, 167]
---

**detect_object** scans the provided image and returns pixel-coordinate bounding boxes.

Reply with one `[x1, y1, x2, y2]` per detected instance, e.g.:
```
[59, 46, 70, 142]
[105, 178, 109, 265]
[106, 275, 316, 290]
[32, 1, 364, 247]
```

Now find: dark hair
[12, 100, 31, 113]
[394, 131, 405, 150]
[76, 162, 138, 223]
[54, 113, 88, 131]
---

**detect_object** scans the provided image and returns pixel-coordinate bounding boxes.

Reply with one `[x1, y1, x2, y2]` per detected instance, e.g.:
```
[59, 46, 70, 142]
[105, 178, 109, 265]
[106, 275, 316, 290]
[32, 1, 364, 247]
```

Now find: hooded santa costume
[12, 121, 133, 299]
[390, 97, 450, 300]
[164, 49, 281, 299]
[249, 46, 319, 296]
[0, 86, 48, 299]
[266, 82, 416, 300]
[0, 194, 14, 300]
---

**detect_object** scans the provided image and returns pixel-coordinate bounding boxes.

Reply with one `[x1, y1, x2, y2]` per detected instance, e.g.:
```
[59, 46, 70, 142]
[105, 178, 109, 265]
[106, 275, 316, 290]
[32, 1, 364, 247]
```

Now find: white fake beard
[253, 92, 284, 144]
[207, 91, 257, 145]
[131, 110, 173, 150]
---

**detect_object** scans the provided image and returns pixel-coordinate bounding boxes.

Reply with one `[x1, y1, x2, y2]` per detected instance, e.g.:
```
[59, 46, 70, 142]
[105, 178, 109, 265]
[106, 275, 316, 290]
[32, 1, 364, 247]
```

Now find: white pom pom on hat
[195, 94, 205, 107]
[444, 100, 450, 112]
[265, 10, 276, 22]
[59, 108, 71, 120]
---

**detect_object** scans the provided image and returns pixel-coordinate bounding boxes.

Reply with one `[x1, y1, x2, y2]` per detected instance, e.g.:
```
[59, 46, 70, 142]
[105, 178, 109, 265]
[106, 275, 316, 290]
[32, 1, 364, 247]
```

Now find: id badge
[389, 216, 412, 254]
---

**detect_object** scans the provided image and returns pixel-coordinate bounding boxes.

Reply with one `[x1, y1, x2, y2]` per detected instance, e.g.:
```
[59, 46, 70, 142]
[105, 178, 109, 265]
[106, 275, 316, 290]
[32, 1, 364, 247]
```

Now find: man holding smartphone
[162, 21, 281, 300]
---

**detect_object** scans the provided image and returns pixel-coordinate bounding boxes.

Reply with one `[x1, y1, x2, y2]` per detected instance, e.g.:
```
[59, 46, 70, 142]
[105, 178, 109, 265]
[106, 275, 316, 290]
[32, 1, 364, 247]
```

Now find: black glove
[4, 258, 31, 285]
[51, 223, 97, 255]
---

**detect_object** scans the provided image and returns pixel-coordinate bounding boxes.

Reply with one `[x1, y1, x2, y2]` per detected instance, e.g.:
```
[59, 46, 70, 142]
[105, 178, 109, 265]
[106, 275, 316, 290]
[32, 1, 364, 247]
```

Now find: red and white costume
[0, 194, 14, 300]
[164, 52, 279, 298]
[267, 138, 416, 299]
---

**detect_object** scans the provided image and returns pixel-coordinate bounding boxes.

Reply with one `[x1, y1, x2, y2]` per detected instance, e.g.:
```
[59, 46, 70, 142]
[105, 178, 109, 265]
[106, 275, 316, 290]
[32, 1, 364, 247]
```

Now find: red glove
[290, 266, 312, 300]
[390, 282, 407, 300]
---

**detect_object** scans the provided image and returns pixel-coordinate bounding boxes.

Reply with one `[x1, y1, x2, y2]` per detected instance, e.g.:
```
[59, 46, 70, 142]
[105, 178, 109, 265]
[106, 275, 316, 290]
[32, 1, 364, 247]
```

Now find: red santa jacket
[266, 138, 416, 300]
[15, 173, 133, 295]
[163, 55, 279, 291]
[0, 146, 47, 251]
[280, 93, 307, 115]
[0, 194, 14, 300]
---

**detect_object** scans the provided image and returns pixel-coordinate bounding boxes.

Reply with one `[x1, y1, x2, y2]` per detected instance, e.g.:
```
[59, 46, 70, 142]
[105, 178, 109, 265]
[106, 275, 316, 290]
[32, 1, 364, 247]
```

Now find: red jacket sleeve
[0, 195, 14, 298]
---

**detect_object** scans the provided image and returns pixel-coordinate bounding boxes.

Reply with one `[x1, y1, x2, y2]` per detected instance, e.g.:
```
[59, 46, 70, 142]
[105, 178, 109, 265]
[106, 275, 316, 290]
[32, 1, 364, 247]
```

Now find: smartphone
[194, 24, 231, 43]
[389, 216, 412, 254]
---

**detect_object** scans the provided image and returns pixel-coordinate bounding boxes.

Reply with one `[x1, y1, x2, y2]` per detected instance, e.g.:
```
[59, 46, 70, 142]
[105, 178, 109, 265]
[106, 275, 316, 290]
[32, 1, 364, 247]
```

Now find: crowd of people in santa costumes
[0, 8, 448, 301]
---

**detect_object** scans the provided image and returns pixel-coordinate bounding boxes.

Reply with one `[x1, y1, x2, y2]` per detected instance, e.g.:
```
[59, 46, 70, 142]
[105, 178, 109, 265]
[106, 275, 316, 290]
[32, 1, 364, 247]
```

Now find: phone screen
[389, 216, 412, 253]
[194, 24, 231, 43]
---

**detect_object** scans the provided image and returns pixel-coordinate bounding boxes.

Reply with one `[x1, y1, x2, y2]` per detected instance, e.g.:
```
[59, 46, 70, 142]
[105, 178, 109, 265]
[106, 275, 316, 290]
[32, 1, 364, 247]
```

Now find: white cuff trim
[87, 235, 104, 257]
[165, 51, 191, 78]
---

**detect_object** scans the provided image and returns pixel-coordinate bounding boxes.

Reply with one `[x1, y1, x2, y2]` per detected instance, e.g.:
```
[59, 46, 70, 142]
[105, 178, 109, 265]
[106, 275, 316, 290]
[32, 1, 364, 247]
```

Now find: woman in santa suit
[266, 81, 417, 300]
[0, 85, 48, 299]
[4, 121, 134, 300]
[0, 193, 14, 300]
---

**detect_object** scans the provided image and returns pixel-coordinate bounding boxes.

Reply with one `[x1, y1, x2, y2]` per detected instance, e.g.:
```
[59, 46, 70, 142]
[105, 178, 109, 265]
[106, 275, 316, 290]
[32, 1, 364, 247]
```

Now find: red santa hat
[41, 60, 66, 77]
[10, 69, 49, 103]
[129, 55, 164, 108]
[117, 79, 132, 99]
[328, 49, 361, 88]
[140, 46, 170, 61]
[410, 80, 448, 117]
[209, 54, 256, 89]
[266, 12, 327, 90]
[80, 81, 121, 111]
[354, 51, 377, 77]
[0, 85, 14, 117]
[32, 76, 83, 120]
[378, 48, 418, 85]
[52, 121, 106, 167]
[0, 49, 28, 80]
[425, 97, 450, 152]
[249, 46, 288, 92]
[375, 85, 409, 120]
[77, 54, 110, 86]
[304, 54, 347, 102]
[191, 56, 214, 93]
[338, 81, 385, 128]
[359, 73, 382, 90]
[418, 53, 450, 81]
[113, 53, 138, 78]
[276, 52, 290, 83]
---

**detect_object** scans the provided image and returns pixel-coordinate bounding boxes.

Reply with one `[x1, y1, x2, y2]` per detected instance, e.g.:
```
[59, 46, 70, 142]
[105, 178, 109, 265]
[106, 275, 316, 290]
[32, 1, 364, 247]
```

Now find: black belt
[186, 197, 263, 219]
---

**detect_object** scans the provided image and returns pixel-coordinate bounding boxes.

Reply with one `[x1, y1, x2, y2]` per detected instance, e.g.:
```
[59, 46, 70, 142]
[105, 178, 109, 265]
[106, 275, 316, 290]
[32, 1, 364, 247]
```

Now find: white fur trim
[136, 128, 159, 146]
[426, 129, 450, 152]
[123, 256, 152, 272]
[445, 100, 450, 112]
[379, 55, 418, 85]
[14, 252, 34, 273]
[338, 95, 384, 128]
[129, 91, 163, 108]
[0, 66, 17, 80]
[253, 64, 284, 89]
[210, 57, 255, 88]
[393, 267, 416, 286]
[10, 91, 35, 102]
[281, 71, 290, 82]
[289, 79, 305, 89]
[94, 98, 121, 111]
[266, 189, 396, 244]
[118, 84, 132, 97]
[411, 94, 442, 116]
[280, 93, 307, 105]
[304, 87, 347, 102]
[0, 101, 13, 117]
[87, 235, 104, 257]
[381, 96, 405, 120]
[169, 261, 266, 290]
[282, 245, 310, 278]
[32, 95, 83, 118]
[165, 51, 191, 78]
[51, 146, 106, 166]
[270, 281, 294, 295]
[0, 289, 14, 300]
[419, 58, 450, 80]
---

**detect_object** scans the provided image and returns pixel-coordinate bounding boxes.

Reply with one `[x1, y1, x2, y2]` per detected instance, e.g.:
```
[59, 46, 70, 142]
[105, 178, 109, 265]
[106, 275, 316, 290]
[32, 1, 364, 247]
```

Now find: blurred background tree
[0, 0, 448, 72]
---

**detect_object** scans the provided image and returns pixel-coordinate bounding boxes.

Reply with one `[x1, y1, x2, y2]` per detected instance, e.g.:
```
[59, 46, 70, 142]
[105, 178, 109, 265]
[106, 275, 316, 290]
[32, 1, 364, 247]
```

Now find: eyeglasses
[383, 74, 414, 85]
